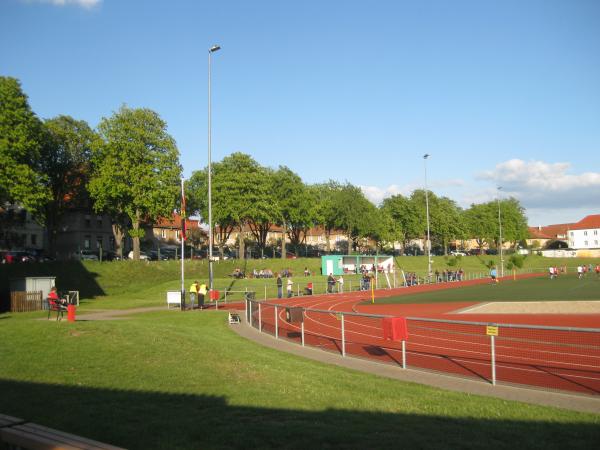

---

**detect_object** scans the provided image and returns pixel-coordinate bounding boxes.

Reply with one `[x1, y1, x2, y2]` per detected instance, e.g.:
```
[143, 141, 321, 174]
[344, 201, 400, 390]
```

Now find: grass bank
[0, 309, 598, 449]
[1, 255, 598, 310]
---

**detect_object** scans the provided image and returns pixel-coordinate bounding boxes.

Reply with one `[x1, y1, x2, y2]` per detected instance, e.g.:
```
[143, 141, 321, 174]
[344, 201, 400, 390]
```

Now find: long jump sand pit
[458, 301, 600, 314]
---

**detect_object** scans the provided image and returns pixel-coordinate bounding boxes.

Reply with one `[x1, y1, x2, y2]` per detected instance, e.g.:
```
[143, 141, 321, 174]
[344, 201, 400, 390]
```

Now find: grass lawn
[375, 273, 600, 304]
[0, 309, 599, 449]
[1, 255, 599, 310]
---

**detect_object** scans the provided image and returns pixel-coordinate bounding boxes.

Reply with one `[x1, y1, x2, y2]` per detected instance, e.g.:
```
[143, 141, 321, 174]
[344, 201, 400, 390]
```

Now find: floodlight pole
[497, 186, 504, 278]
[208, 44, 220, 293]
[424, 154, 432, 282]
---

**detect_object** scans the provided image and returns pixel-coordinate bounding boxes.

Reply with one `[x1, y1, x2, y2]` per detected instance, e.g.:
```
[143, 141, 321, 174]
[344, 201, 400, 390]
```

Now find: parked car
[128, 250, 150, 260]
[450, 251, 466, 256]
[78, 250, 99, 261]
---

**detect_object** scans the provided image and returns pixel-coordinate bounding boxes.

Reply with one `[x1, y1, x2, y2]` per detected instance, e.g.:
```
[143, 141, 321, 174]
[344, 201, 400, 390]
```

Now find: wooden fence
[10, 291, 43, 312]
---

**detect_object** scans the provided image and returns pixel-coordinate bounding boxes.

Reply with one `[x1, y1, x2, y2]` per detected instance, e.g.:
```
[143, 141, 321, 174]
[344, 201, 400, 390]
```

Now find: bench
[228, 312, 241, 324]
[0, 420, 124, 450]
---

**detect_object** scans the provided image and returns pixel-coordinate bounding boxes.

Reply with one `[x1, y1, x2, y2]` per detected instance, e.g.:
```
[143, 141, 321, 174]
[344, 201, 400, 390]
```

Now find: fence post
[248, 299, 252, 326]
[264, 285, 267, 300]
[491, 334, 496, 386]
[224, 290, 228, 302]
[402, 340, 406, 369]
[297, 284, 300, 297]
[341, 314, 346, 357]
[349, 280, 352, 292]
[275, 305, 278, 339]
[258, 302, 262, 332]
[301, 319, 305, 347]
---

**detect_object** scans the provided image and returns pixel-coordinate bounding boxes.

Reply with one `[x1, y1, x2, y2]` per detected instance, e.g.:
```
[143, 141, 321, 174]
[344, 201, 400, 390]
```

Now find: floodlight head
[209, 45, 221, 53]
[423, 153, 430, 159]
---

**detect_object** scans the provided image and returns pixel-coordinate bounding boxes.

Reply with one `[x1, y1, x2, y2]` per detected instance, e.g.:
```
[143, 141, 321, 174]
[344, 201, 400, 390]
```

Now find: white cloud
[23, 0, 101, 9]
[478, 159, 600, 209]
[360, 179, 466, 205]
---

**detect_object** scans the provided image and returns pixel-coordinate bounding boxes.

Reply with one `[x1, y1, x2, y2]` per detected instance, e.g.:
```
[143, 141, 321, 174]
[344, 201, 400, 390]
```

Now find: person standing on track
[337, 275, 344, 293]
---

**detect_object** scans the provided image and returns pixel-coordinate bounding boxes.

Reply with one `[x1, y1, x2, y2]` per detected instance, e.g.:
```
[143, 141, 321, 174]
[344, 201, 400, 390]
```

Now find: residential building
[567, 214, 600, 250]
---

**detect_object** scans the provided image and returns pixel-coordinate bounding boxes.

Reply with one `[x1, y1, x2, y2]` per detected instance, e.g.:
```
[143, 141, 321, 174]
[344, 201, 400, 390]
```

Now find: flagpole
[180, 178, 185, 311]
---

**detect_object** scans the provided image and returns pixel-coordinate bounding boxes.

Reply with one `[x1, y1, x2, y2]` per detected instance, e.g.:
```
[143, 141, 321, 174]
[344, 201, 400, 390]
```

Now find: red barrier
[209, 290, 220, 301]
[67, 304, 76, 322]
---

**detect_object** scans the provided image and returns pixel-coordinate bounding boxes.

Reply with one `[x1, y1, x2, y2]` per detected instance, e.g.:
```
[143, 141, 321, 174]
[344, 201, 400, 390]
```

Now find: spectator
[305, 282, 313, 295]
[276, 274, 283, 299]
[327, 273, 336, 293]
[189, 281, 199, 309]
[304, 267, 310, 277]
[338, 275, 344, 293]
[198, 282, 207, 308]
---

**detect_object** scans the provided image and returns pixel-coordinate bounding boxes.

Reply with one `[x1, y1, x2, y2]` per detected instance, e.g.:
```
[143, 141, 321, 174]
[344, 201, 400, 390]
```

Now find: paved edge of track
[230, 319, 600, 414]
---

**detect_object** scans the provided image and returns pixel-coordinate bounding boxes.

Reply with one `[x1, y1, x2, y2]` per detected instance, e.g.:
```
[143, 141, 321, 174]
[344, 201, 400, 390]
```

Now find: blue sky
[2, 0, 599, 226]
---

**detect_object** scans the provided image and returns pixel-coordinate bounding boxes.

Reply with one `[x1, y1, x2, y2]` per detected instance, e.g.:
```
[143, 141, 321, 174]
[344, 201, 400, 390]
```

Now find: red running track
[249, 274, 600, 396]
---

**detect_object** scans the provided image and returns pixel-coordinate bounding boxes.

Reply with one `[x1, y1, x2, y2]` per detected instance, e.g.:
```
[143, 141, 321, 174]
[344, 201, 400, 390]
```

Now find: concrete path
[231, 319, 600, 414]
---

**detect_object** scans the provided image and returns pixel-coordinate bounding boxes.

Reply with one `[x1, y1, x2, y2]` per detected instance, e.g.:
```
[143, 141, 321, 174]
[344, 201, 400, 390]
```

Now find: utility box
[10, 277, 56, 301]
[285, 307, 304, 323]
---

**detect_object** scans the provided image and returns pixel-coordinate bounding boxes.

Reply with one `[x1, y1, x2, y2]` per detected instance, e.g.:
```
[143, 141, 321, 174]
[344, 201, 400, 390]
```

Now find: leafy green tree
[0, 77, 50, 217]
[381, 194, 422, 251]
[463, 202, 497, 251]
[272, 166, 314, 257]
[89, 106, 181, 260]
[311, 181, 341, 253]
[497, 198, 529, 247]
[330, 183, 377, 253]
[41, 115, 98, 255]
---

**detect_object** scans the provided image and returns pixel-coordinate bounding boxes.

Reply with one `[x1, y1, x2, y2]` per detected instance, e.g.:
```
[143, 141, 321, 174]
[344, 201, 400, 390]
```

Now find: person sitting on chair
[48, 287, 67, 308]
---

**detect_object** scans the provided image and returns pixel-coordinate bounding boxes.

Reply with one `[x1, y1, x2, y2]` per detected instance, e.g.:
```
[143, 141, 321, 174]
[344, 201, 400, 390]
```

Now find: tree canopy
[89, 106, 181, 259]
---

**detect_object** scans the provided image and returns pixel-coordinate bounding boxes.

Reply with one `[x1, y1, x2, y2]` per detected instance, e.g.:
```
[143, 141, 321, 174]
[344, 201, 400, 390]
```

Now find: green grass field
[376, 273, 600, 304]
[1, 309, 599, 449]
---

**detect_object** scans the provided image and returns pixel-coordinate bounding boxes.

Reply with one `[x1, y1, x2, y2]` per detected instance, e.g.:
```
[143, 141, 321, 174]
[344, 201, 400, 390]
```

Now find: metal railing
[244, 295, 600, 395]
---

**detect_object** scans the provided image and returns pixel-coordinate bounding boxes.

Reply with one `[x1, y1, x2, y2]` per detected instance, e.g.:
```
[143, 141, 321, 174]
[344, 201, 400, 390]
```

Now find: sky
[1, 0, 599, 226]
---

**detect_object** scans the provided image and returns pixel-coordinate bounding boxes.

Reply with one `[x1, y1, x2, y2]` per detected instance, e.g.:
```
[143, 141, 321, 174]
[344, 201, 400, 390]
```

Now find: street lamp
[423, 154, 432, 282]
[208, 44, 221, 293]
[497, 186, 504, 278]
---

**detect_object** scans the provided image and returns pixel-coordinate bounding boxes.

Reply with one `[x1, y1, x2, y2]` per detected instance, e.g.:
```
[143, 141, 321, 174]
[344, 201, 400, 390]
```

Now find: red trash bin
[67, 304, 76, 322]
[209, 290, 220, 301]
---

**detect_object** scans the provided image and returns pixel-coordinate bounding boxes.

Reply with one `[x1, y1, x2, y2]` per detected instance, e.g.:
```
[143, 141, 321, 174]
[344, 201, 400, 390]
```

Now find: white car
[128, 251, 150, 260]
[450, 251, 466, 256]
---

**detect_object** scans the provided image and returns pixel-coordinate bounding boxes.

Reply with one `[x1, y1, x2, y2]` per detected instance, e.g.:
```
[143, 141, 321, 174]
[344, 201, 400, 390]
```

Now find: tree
[0, 77, 50, 217]
[89, 106, 181, 260]
[381, 194, 422, 251]
[463, 202, 496, 251]
[41, 115, 97, 256]
[272, 166, 314, 257]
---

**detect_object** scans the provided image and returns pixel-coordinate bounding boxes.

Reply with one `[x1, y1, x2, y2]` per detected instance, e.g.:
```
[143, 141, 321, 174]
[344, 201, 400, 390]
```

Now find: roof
[154, 213, 200, 230]
[569, 214, 600, 231]
[528, 223, 572, 240]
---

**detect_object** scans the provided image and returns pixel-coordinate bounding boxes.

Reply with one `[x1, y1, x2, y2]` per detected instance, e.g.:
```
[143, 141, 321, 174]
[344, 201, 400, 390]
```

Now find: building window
[595, 240, 599, 246]
[97, 216, 103, 228]
[85, 215, 91, 228]
[31, 234, 37, 246]
[176, 230, 180, 240]
[584, 231, 588, 236]
[96, 237, 103, 249]
[595, 230, 598, 235]
[84, 236, 91, 249]
[584, 241, 588, 246]
[161, 229, 167, 239]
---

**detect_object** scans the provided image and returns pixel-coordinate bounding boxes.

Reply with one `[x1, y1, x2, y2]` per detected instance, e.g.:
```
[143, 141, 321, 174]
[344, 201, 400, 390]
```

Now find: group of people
[230, 268, 245, 279]
[434, 269, 464, 282]
[577, 264, 600, 279]
[188, 280, 208, 309]
[253, 268, 275, 278]
[327, 273, 345, 293]
[404, 272, 419, 286]
[276, 273, 295, 298]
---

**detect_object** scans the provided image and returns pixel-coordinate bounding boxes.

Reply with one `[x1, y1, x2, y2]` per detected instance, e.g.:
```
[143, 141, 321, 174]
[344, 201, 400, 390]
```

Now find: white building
[567, 214, 600, 250]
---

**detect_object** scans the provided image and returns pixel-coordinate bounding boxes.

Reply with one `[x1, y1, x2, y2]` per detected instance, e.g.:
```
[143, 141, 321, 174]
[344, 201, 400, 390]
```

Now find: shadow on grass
[0, 379, 598, 450]
[0, 261, 105, 312]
